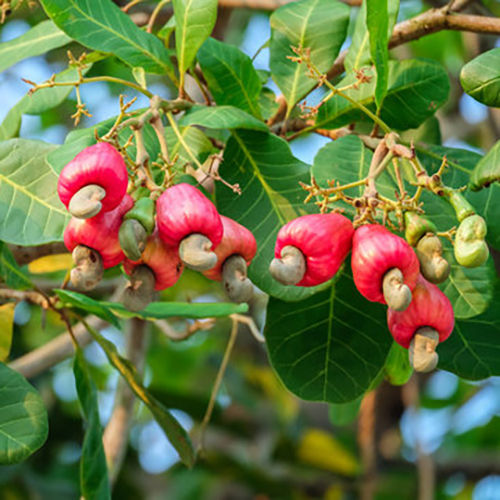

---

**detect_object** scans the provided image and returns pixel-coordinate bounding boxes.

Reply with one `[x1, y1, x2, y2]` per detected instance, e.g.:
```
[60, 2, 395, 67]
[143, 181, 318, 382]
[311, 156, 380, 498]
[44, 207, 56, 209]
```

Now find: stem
[146, 0, 170, 33]
[165, 111, 204, 170]
[27, 75, 154, 99]
[197, 318, 238, 453]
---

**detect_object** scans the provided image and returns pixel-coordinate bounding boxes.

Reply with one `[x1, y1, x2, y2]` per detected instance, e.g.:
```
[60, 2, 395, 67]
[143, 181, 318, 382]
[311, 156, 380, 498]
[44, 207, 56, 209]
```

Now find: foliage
[0, 0, 499, 497]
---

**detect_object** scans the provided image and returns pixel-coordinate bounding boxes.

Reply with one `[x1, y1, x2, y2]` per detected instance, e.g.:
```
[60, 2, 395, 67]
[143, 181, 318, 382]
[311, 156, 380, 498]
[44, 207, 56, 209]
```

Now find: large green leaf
[215, 130, 326, 301]
[0, 140, 69, 245]
[438, 279, 500, 380]
[366, 0, 390, 108]
[0, 363, 48, 464]
[0, 242, 33, 290]
[73, 349, 111, 500]
[316, 59, 450, 131]
[0, 20, 71, 73]
[469, 139, 500, 191]
[345, 0, 399, 72]
[0, 65, 92, 141]
[173, 0, 217, 91]
[83, 322, 196, 468]
[460, 48, 500, 107]
[265, 269, 391, 403]
[198, 38, 262, 118]
[55, 289, 247, 324]
[179, 105, 268, 132]
[39, 0, 175, 77]
[270, 0, 349, 114]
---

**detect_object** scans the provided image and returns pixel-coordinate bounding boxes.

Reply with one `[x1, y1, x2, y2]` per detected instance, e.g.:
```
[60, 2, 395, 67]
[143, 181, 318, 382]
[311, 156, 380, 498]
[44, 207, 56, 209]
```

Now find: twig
[103, 318, 149, 485]
[10, 242, 68, 266]
[155, 317, 216, 341]
[146, 0, 170, 33]
[196, 317, 239, 453]
[0, 288, 50, 308]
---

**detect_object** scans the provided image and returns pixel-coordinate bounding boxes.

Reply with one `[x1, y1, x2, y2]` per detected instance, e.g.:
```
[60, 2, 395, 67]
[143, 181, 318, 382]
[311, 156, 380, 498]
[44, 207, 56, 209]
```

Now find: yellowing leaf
[325, 485, 344, 500]
[0, 303, 15, 361]
[244, 365, 298, 420]
[297, 429, 359, 476]
[28, 253, 72, 274]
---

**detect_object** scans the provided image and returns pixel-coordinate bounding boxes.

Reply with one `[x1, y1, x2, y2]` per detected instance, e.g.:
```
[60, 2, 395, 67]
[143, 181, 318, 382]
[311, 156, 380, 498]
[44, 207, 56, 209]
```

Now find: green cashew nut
[445, 189, 476, 223]
[415, 233, 450, 284]
[404, 212, 437, 247]
[454, 215, 489, 268]
[123, 197, 155, 234]
[119, 219, 148, 261]
[119, 198, 156, 260]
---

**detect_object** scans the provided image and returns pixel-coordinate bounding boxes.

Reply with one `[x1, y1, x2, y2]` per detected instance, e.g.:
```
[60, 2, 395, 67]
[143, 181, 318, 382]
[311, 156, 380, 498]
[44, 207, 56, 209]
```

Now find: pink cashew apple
[270, 213, 354, 287]
[351, 224, 420, 311]
[387, 274, 454, 372]
[203, 216, 257, 302]
[64, 194, 134, 290]
[57, 142, 129, 219]
[156, 183, 223, 271]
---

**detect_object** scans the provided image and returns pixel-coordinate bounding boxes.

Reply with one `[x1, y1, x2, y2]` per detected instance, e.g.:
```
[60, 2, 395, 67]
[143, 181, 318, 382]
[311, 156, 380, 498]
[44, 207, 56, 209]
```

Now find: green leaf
[0, 139, 69, 245]
[316, 59, 450, 131]
[215, 130, 326, 301]
[270, 0, 349, 114]
[55, 289, 247, 324]
[460, 48, 500, 107]
[469, 140, 500, 191]
[39, 0, 175, 78]
[83, 322, 195, 467]
[438, 279, 500, 380]
[55, 290, 120, 328]
[0, 20, 71, 74]
[384, 342, 412, 386]
[179, 105, 268, 131]
[0, 304, 15, 362]
[0, 363, 48, 464]
[198, 38, 263, 118]
[265, 269, 391, 403]
[328, 396, 362, 426]
[345, 0, 399, 72]
[0, 64, 92, 141]
[173, 0, 217, 91]
[73, 349, 111, 500]
[0, 242, 33, 290]
[366, 0, 390, 108]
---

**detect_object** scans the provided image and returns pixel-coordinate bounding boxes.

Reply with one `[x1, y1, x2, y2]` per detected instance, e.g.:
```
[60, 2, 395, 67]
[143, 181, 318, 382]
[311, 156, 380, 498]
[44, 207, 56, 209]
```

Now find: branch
[103, 318, 148, 485]
[9, 316, 107, 378]
[0, 288, 49, 308]
[327, 4, 500, 80]
[10, 242, 67, 266]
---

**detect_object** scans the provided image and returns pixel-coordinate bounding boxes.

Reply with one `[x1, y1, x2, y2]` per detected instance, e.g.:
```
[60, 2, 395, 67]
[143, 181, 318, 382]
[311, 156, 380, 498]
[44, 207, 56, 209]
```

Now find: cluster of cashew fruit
[270, 208, 488, 373]
[59, 143, 257, 311]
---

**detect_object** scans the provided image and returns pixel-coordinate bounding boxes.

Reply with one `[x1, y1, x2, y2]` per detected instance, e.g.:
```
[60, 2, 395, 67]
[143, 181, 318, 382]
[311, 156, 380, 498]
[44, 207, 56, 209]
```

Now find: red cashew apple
[64, 194, 134, 289]
[156, 183, 223, 271]
[351, 224, 419, 311]
[57, 142, 129, 219]
[387, 274, 454, 372]
[122, 232, 184, 311]
[270, 213, 354, 287]
[202, 216, 257, 302]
